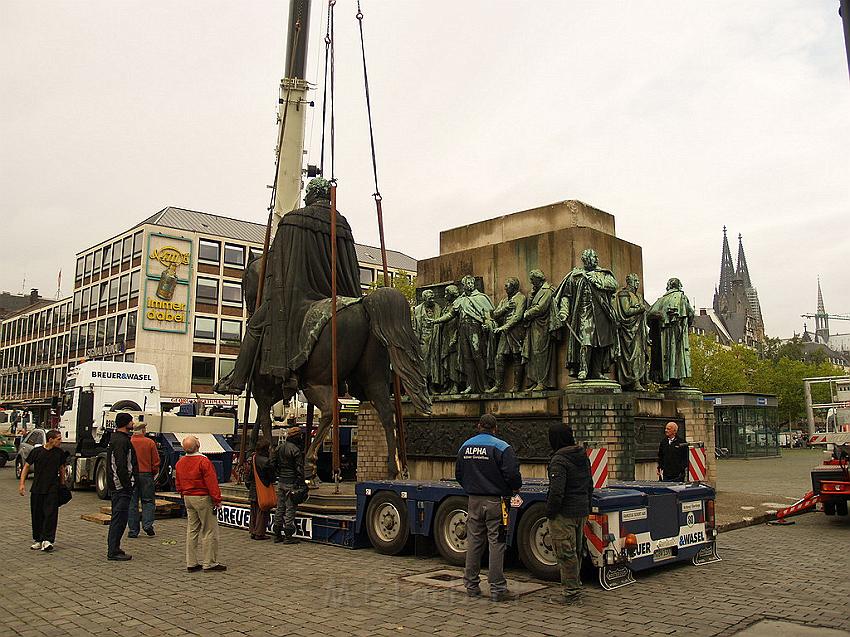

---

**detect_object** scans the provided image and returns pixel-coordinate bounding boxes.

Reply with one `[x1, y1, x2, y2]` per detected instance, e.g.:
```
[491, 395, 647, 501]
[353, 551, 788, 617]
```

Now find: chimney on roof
[30, 288, 39, 304]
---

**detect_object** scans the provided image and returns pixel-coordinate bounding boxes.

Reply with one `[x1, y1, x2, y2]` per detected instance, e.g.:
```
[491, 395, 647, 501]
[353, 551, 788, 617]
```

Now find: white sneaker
[41, 541, 54, 552]
[30, 541, 43, 550]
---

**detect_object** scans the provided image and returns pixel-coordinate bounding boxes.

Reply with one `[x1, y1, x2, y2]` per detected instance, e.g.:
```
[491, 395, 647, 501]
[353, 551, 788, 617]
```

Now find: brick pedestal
[561, 390, 635, 481]
[355, 402, 390, 482]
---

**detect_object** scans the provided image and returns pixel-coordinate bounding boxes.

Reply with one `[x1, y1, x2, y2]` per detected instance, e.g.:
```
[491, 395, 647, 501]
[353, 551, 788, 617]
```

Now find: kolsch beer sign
[143, 233, 192, 333]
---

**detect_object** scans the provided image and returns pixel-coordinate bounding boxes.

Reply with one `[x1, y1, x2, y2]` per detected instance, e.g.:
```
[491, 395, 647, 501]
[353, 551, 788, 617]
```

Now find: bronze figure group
[414, 247, 694, 394]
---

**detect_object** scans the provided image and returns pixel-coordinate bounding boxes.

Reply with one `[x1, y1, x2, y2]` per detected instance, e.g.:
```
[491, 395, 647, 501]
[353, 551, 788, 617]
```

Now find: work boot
[273, 532, 284, 544]
[282, 533, 300, 545]
[490, 590, 517, 602]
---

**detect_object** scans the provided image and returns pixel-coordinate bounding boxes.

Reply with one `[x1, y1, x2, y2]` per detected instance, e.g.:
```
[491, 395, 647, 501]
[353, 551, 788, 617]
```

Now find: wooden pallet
[80, 513, 111, 525]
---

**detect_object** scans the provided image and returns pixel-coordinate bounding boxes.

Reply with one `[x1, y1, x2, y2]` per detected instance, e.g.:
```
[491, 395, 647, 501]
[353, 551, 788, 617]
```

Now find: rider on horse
[214, 177, 362, 396]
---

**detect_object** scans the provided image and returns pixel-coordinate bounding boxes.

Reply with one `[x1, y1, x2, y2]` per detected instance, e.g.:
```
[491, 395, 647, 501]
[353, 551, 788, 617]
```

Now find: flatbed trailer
[192, 473, 720, 591]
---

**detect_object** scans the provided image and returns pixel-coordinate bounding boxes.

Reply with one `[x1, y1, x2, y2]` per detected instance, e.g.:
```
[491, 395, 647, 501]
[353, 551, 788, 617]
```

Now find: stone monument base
[356, 388, 716, 485]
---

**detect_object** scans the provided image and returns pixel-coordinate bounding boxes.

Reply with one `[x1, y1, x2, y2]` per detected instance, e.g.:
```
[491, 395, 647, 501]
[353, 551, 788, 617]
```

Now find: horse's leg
[302, 384, 333, 483]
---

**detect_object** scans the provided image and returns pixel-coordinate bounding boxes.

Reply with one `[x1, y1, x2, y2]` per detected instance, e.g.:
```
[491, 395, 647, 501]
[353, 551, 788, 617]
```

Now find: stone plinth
[355, 389, 716, 486]
[416, 200, 643, 389]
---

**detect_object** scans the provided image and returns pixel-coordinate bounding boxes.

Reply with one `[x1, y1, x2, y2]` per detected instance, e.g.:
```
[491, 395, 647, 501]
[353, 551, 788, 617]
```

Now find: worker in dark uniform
[455, 413, 522, 602]
[657, 421, 688, 482]
[546, 423, 593, 603]
[271, 426, 305, 544]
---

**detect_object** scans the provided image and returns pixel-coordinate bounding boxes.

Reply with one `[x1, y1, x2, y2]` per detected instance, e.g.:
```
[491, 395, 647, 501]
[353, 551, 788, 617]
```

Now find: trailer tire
[95, 460, 109, 500]
[111, 400, 142, 412]
[0, 451, 7, 468]
[434, 496, 468, 566]
[836, 500, 848, 516]
[365, 491, 410, 555]
[517, 502, 559, 581]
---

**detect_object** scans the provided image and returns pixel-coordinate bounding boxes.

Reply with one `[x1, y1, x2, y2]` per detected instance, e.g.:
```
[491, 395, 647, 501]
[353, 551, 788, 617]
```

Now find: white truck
[58, 361, 235, 498]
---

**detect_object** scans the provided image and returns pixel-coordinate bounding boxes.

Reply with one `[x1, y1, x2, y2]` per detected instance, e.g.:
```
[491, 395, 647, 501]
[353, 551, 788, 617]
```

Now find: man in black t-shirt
[18, 429, 68, 552]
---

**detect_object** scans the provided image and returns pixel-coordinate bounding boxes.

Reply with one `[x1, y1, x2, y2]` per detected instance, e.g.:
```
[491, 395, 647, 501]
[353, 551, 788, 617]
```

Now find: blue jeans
[108, 489, 132, 557]
[129, 473, 155, 535]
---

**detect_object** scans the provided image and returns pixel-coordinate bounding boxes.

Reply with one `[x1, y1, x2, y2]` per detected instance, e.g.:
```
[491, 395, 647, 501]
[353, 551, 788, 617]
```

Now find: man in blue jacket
[456, 413, 522, 602]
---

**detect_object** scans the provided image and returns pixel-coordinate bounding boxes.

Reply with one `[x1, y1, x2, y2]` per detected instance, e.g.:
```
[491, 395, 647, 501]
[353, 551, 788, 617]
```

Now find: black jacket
[106, 430, 138, 493]
[546, 445, 593, 519]
[455, 433, 522, 497]
[657, 435, 688, 481]
[246, 453, 275, 502]
[272, 440, 304, 484]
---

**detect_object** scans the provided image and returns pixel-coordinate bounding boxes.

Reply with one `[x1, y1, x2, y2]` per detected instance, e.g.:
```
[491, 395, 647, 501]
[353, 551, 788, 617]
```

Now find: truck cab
[59, 360, 160, 454]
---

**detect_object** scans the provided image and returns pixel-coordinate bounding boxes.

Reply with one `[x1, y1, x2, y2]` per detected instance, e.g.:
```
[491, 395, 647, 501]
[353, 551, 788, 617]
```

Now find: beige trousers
[184, 495, 220, 569]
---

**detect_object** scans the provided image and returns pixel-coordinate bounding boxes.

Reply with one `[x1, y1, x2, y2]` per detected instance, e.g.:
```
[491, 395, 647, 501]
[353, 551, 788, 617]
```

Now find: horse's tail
[363, 288, 432, 415]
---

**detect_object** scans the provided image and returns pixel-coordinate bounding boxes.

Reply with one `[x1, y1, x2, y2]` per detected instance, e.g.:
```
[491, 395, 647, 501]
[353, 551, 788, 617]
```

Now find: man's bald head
[182, 436, 200, 453]
[664, 422, 679, 438]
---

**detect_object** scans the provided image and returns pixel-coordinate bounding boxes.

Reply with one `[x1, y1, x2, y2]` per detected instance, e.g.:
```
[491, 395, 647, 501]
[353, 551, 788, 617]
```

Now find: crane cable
[237, 0, 303, 470]
[356, 0, 409, 478]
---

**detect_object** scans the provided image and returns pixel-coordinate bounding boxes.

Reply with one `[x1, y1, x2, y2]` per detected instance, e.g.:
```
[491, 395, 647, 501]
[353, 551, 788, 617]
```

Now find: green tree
[367, 269, 416, 305]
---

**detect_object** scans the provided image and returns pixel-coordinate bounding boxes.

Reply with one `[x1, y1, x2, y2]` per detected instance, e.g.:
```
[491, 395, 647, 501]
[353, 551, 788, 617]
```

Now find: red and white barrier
[688, 445, 707, 482]
[776, 490, 819, 520]
[587, 447, 609, 488]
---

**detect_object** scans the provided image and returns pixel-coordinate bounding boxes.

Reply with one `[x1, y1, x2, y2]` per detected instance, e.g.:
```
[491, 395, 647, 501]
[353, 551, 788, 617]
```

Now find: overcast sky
[1, 1, 848, 337]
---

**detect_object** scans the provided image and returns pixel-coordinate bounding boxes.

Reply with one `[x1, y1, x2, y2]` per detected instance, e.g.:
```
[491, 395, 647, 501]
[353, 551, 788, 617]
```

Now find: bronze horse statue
[242, 256, 430, 480]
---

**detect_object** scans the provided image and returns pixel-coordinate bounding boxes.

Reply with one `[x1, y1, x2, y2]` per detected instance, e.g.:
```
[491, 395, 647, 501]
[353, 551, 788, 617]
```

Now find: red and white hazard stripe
[587, 447, 609, 488]
[776, 490, 819, 520]
[688, 446, 707, 482]
[808, 434, 828, 445]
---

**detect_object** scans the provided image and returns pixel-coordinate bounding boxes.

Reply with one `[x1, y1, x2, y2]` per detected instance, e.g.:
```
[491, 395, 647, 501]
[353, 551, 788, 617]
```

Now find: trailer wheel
[517, 502, 559, 581]
[836, 500, 848, 516]
[0, 451, 7, 468]
[95, 460, 109, 500]
[434, 496, 468, 565]
[111, 400, 141, 411]
[365, 491, 410, 555]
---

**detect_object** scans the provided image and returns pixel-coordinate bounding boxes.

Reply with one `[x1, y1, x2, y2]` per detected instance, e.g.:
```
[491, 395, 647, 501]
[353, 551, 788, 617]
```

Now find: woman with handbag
[246, 438, 275, 540]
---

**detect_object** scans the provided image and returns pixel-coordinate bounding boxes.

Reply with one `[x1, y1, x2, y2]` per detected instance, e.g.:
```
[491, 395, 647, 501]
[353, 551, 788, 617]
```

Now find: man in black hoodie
[546, 423, 593, 602]
[106, 412, 138, 561]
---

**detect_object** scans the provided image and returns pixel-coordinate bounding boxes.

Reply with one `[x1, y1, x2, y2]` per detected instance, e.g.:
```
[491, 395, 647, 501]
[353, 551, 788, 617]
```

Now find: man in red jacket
[129, 419, 160, 538]
[175, 435, 225, 573]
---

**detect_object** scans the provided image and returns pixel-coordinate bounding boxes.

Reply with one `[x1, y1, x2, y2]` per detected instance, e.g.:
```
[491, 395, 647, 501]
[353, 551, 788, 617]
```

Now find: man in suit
[657, 422, 688, 482]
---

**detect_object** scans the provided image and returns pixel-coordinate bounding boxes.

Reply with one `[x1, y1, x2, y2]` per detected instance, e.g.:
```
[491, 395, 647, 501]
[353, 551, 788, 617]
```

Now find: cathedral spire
[717, 226, 735, 297]
[817, 277, 826, 314]
[735, 233, 752, 288]
[815, 277, 829, 342]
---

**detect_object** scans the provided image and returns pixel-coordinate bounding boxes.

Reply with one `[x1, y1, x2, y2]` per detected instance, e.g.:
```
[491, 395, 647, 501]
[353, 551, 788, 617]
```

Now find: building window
[224, 244, 245, 268]
[112, 240, 121, 267]
[87, 322, 96, 349]
[119, 274, 130, 301]
[101, 244, 111, 272]
[196, 278, 219, 304]
[116, 313, 127, 343]
[96, 319, 106, 347]
[93, 250, 102, 272]
[220, 319, 242, 344]
[219, 358, 236, 380]
[109, 278, 119, 305]
[89, 285, 98, 311]
[75, 257, 84, 283]
[249, 248, 263, 263]
[70, 326, 79, 355]
[105, 316, 116, 345]
[359, 267, 374, 286]
[81, 287, 90, 312]
[99, 281, 108, 309]
[122, 236, 132, 264]
[133, 231, 143, 258]
[194, 316, 217, 341]
[129, 270, 140, 300]
[199, 239, 221, 264]
[221, 281, 242, 306]
[84, 253, 94, 278]
[124, 352, 135, 363]
[127, 311, 137, 342]
[191, 357, 216, 385]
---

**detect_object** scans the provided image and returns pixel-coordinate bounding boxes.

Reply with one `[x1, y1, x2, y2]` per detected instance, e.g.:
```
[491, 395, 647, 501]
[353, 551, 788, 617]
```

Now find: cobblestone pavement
[1, 467, 848, 637]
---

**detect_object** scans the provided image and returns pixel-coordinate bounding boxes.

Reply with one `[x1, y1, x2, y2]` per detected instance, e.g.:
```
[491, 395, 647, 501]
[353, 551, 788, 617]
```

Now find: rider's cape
[260, 199, 362, 382]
